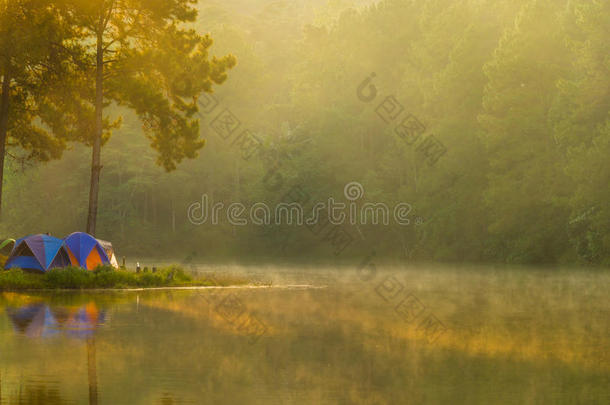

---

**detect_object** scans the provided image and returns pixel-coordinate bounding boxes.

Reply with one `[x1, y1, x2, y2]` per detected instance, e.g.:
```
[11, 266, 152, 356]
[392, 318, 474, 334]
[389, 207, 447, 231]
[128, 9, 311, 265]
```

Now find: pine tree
[66, 0, 236, 235]
[0, 0, 81, 219]
[479, 0, 572, 263]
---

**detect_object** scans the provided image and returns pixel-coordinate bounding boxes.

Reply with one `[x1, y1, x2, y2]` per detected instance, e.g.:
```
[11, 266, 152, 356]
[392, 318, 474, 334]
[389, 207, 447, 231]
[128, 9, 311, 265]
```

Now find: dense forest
[1, 0, 608, 266]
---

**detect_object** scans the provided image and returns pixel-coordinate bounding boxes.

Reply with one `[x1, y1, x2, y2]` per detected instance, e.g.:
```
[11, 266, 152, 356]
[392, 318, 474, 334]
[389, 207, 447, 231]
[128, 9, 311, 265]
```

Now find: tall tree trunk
[152, 191, 157, 225]
[0, 67, 11, 221]
[171, 198, 176, 233]
[144, 190, 149, 222]
[86, 25, 104, 235]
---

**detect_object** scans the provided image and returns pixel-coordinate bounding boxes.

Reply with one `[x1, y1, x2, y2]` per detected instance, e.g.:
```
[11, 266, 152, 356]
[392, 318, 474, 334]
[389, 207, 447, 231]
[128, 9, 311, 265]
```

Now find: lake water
[0, 266, 608, 404]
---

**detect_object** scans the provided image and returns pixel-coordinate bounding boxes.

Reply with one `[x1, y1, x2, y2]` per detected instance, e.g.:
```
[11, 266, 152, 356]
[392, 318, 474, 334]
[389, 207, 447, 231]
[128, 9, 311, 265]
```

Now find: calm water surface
[0, 266, 608, 404]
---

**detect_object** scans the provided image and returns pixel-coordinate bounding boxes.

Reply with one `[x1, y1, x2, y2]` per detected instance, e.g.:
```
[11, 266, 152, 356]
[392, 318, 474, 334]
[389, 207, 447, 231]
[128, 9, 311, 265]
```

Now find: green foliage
[65, 0, 237, 171]
[0, 1, 77, 156]
[0, 0, 87, 219]
[0, 265, 248, 290]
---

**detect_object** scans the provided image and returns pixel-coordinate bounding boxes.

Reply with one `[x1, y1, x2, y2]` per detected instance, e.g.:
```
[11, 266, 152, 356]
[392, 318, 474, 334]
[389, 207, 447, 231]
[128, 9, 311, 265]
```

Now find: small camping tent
[64, 232, 110, 270]
[0, 238, 15, 255]
[4, 235, 74, 272]
[97, 239, 119, 268]
[0, 238, 15, 268]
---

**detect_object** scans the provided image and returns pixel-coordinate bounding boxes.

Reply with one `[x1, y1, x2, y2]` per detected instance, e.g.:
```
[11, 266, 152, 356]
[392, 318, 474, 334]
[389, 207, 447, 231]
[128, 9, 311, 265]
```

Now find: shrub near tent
[64, 232, 111, 271]
[4, 235, 73, 272]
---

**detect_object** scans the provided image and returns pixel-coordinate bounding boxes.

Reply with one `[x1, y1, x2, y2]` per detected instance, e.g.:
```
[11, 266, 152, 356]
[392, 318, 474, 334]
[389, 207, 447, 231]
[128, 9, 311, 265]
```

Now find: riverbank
[0, 266, 255, 291]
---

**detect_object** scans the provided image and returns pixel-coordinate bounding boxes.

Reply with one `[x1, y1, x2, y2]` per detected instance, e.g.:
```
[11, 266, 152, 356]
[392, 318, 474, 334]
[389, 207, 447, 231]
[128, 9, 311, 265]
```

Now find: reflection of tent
[4, 294, 105, 405]
[64, 232, 110, 270]
[6, 301, 106, 340]
[97, 239, 119, 268]
[64, 303, 106, 339]
[6, 304, 58, 338]
[4, 235, 74, 272]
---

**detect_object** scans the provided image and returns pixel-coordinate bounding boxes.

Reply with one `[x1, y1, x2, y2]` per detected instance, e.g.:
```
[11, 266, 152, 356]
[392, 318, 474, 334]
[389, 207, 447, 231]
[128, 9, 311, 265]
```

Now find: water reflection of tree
[88, 337, 98, 405]
[1, 293, 108, 405]
[160, 393, 177, 405]
[1, 378, 70, 405]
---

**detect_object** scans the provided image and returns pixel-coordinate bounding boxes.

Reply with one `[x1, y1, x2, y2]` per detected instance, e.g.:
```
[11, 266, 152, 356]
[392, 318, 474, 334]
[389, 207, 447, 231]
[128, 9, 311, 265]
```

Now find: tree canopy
[62, 0, 236, 234]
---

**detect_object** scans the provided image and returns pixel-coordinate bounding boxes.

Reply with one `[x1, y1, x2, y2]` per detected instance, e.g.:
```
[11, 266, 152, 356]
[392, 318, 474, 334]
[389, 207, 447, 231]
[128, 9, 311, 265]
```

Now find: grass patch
[0, 265, 251, 290]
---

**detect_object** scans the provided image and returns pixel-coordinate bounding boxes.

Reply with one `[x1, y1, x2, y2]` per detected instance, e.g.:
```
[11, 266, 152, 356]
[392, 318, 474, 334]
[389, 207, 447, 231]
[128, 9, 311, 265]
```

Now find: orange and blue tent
[4, 234, 73, 272]
[64, 232, 110, 270]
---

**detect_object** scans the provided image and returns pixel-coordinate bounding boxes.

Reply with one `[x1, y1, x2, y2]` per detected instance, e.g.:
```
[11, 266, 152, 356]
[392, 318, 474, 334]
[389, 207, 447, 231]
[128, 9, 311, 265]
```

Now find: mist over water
[0, 265, 608, 404]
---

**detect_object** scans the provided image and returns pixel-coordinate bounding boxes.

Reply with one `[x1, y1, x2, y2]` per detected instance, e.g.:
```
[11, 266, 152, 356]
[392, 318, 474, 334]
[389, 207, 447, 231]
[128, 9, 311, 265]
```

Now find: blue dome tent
[4, 235, 74, 272]
[64, 232, 110, 270]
